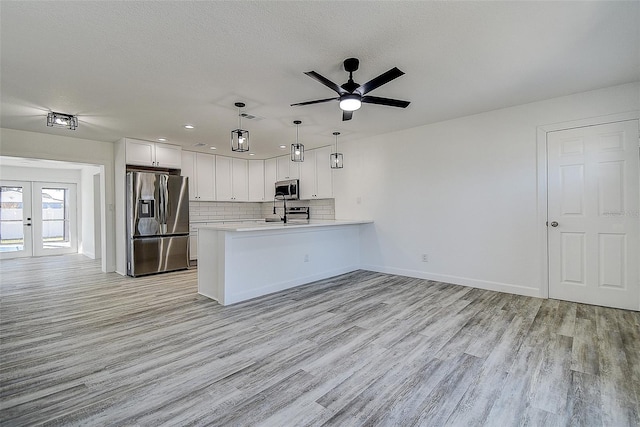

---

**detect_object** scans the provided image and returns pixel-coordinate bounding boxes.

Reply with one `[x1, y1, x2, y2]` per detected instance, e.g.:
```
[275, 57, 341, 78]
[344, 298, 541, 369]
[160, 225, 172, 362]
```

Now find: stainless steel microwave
[275, 179, 299, 200]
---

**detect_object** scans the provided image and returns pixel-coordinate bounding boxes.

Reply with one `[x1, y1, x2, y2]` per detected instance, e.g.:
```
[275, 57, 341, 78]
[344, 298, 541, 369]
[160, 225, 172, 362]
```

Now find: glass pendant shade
[231, 128, 249, 152]
[231, 102, 249, 152]
[330, 131, 343, 169]
[291, 120, 304, 162]
[330, 152, 343, 169]
[291, 143, 304, 162]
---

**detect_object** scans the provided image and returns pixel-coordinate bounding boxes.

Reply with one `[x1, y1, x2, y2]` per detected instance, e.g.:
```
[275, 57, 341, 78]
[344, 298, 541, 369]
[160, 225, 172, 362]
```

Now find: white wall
[334, 82, 640, 297]
[0, 128, 116, 272]
[80, 166, 102, 258]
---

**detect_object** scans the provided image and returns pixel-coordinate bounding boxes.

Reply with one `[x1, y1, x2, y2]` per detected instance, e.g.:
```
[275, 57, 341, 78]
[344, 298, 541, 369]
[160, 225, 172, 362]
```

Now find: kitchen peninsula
[197, 220, 372, 305]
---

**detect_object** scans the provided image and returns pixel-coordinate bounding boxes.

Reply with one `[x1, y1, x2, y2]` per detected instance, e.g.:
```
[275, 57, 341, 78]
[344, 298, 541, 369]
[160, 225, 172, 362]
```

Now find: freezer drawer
[128, 235, 189, 277]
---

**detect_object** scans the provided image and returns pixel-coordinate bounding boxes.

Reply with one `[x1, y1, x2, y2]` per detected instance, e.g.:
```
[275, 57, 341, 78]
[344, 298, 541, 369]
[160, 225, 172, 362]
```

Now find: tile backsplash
[190, 199, 335, 222]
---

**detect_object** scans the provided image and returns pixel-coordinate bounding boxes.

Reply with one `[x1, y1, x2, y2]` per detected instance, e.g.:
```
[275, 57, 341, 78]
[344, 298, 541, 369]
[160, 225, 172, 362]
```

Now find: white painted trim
[535, 111, 640, 302]
[361, 265, 543, 298]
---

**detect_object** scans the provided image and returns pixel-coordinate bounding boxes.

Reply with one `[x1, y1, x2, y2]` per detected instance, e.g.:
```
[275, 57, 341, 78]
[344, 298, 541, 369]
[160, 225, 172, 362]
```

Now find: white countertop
[190, 218, 265, 224]
[196, 219, 372, 232]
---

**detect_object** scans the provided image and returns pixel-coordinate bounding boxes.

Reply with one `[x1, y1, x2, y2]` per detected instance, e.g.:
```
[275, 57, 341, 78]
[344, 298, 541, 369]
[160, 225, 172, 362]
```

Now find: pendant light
[291, 120, 304, 162]
[231, 102, 249, 152]
[330, 131, 343, 169]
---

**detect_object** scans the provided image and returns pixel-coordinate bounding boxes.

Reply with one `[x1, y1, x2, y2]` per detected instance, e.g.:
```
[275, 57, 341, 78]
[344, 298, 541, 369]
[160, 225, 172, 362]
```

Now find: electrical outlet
[304, 254, 309, 262]
[421, 254, 428, 263]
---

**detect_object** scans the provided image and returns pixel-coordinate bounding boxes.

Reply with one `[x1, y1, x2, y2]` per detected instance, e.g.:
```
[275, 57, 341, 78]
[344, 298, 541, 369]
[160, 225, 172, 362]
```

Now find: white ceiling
[1, 1, 638, 159]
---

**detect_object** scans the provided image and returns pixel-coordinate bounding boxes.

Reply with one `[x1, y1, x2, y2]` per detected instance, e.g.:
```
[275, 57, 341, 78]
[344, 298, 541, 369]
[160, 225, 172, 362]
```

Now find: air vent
[239, 112, 263, 121]
[193, 143, 206, 147]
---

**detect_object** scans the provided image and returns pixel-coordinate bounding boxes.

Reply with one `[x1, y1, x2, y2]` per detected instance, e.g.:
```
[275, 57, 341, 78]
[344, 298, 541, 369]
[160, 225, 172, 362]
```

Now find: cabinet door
[196, 153, 216, 201]
[276, 155, 290, 180]
[215, 156, 233, 201]
[299, 150, 316, 200]
[248, 160, 265, 202]
[264, 158, 277, 200]
[314, 146, 333, 198]
[181, 151, 197, 200]
[155, 144, 182, 169]
[232, 158, 248, 201]
[125, 139, 155, 166]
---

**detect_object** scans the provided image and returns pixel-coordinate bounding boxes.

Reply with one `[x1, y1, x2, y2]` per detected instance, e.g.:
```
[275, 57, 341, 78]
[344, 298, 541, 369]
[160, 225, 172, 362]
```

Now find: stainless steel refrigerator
[126, 171, 190, 277]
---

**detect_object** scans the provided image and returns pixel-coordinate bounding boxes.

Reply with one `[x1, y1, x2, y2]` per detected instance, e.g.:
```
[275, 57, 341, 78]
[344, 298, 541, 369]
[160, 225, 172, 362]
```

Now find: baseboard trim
[360, 264, 543, 298]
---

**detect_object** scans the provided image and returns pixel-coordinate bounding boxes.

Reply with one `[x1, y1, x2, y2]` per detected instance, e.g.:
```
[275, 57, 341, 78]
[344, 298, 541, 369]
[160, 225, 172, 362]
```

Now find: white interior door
[548, 120, 639, 310]
[0, 180, 33, 259]
[32, 182, 78, 256]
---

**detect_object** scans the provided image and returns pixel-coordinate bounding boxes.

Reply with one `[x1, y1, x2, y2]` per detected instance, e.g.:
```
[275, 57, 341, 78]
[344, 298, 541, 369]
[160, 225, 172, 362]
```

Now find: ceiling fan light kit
[291, 57, 410, 121]
[231, 102, 249, 152]
[339, 94, 361, 112]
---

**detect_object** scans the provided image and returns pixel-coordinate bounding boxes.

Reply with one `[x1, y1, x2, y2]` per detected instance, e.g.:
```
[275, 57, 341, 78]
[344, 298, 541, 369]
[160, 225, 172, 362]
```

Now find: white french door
[547, 120, 639, 310]
[0, 181, 33, 259]
[0, 181, 77, 259]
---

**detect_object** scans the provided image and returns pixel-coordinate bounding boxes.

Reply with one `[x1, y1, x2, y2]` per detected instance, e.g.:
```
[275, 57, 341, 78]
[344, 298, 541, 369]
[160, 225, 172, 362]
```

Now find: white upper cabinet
[181, 151, 197, 199]
[181, 151, 216, 201]
[216, 156, 248, 201]
[299, 146, 333, 200]
[232, 158, 248, 201]
[264, 158, 277, 201]
[276, 155, 299, 180]
[248, 160, 265, 202]
[125, 138, 181, 169]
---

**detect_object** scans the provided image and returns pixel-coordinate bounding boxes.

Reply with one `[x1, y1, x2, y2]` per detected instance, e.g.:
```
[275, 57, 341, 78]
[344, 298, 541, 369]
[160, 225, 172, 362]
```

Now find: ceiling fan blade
[342, 110, 353, 121]
[290, 97, 338, 107]
[357, 67, 405, 95]
[304, 71, 346, 95]
[362, 96, 410, 108]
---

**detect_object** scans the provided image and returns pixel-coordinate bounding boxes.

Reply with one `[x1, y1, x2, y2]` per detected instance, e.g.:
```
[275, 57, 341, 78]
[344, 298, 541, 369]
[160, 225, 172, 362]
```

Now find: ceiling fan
[291, 58, 410, 121]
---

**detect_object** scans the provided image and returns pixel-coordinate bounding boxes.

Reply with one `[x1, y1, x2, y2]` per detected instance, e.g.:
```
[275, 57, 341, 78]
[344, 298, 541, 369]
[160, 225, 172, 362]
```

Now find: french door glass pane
[41, 187, 70, 248]
[0, 186, 25, 252]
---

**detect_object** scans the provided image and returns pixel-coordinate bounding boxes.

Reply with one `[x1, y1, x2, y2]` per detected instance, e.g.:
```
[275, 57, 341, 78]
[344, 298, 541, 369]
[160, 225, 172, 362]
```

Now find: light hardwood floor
[1, 255, 639, 426]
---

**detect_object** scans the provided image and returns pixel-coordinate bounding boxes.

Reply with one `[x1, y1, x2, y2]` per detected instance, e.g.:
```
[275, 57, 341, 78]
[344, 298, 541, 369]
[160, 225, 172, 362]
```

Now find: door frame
[32, 182, 78, 257]
[536, 111, 640, 302]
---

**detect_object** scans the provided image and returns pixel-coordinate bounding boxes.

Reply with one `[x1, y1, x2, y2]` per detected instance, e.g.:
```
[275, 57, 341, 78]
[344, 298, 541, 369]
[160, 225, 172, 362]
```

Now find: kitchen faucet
[274, 192, 288, 223]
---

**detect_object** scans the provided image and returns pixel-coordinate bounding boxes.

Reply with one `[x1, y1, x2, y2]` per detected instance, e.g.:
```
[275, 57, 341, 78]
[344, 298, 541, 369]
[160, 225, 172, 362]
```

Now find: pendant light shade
[330, 131, 343, 169]
[291, 120, 304, 162]
[231, 102, 249, 152]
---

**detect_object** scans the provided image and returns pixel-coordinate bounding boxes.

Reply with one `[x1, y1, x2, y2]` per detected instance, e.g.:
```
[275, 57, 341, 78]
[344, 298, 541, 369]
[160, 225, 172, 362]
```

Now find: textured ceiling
[1, 1, 638, 159]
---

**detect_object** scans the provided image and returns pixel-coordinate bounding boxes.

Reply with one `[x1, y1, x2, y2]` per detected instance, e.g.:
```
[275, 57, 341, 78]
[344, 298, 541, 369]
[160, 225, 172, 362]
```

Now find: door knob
[550, 221, 559, 227]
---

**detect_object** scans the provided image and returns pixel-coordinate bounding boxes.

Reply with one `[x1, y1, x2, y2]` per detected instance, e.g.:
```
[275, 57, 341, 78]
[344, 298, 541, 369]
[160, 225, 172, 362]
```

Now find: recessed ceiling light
[210, 147, 216, 150]
[157, 138, 167, 142]
[279, 145, 286, 149]
[184, 124, 194, 129]
[249, 153, 255, 156]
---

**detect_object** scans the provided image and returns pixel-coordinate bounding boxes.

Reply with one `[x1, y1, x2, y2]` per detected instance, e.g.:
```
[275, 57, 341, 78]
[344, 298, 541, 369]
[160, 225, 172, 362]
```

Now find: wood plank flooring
[1, 255, 639, 426]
